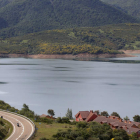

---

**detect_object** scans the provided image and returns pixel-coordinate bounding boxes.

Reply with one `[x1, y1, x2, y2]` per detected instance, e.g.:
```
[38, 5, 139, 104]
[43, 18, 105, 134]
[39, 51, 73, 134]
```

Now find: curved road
[0, 110, 35, 140]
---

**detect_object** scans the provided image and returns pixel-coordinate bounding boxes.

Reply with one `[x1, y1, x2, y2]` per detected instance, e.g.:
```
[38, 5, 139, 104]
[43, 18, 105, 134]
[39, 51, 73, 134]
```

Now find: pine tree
[66, 108, 73, 119]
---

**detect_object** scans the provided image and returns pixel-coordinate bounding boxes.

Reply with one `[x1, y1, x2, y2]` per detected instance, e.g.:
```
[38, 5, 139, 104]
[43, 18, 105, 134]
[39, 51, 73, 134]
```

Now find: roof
[40, 114, 47, 118]
[125, 127, 140, 135]
[75, 111, 140, 136]
[94, 116, 140, 135]
[93, 116, 107, 123]
[75, 111, 90, 119]
[85, 111, 98, 122]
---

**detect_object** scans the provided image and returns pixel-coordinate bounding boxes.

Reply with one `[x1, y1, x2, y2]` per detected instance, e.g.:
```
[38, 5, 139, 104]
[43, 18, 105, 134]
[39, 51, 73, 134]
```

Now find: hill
[0, 0, 14, 8]
[101, 0, 140, 19]
[0, 23, 140, 55]
[0, 0, 138, 37]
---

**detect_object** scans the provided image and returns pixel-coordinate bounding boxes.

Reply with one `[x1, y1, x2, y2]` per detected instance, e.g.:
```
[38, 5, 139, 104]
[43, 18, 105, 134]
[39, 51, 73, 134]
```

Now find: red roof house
[40, 114, 56, 120]
[75, 111, 90, 121]
[75, 110, 140, 137]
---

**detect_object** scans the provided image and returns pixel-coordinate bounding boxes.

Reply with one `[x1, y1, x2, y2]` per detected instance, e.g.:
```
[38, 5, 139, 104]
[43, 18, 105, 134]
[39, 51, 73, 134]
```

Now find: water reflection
[74, 58, 140, 63]
[0, 82, 7, 84]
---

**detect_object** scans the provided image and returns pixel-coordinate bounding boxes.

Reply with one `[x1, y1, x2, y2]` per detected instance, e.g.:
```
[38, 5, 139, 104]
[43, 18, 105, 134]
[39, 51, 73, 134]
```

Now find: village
[40, 110, 140, 138]
[75, 110, 140, 137]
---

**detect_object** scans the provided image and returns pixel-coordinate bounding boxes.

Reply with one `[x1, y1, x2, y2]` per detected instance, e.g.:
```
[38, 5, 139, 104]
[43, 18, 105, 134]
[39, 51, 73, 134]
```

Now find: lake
[0, 54, 140, 120]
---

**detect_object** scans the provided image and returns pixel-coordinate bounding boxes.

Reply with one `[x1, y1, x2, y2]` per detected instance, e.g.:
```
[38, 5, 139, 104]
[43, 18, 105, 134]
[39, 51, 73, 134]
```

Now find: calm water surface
[0, 54, 140, 120]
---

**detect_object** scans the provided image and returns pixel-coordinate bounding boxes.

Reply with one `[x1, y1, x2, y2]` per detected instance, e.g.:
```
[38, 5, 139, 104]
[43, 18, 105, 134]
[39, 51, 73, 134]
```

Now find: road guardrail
[0, 109, 36, 140]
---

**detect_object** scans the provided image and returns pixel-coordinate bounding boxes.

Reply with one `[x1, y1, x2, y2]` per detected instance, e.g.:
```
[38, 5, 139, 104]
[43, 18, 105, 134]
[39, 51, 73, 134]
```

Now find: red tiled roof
[85, 111, 98, 122]
[132, 122, 140, 126]
[75, 111, 140, 136]
[75, 111, 90, 119]
[125, 127, 140, 135]
[40, 114, 47, 118]
[93, 116, 107, 123]
[93, 116, 140, 135]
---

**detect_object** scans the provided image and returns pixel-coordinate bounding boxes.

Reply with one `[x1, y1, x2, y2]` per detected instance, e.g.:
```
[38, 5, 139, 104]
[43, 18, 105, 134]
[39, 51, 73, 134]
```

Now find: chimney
[117, 117, 120, 120]
[124, 120, 127, 123]
[119, 119, 123, 122]
[90, 110, 93, 113]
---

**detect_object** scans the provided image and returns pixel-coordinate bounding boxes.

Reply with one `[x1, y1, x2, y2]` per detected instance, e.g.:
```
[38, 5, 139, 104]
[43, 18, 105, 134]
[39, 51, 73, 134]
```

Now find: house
[75, 110, 140, 137]
[75, 111, 90, 121]
[40, 114, 56, 120]
[75, 110, 97, 122]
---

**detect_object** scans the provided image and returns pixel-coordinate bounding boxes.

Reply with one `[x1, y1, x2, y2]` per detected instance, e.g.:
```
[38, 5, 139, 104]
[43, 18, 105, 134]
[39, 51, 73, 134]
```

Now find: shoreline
[120, 50, 140, 54]
[0, 52, 136, 59]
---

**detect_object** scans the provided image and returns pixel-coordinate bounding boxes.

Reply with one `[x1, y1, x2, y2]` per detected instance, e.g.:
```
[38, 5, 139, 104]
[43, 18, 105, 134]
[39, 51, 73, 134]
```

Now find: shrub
[76, 121, 87, 129]
[61, 117, 70, 123]
[41, 118, 53, 124]
[40, 138, 47, 140]
[76, 136, 85, 140]
[55, 117, 62, 123]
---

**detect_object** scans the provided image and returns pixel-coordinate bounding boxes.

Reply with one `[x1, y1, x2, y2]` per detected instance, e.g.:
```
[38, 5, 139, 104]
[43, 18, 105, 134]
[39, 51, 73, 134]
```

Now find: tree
[101, 111, 109, 117]
[66, 108, 73, 119]
[133, 115, 140, 122]
[124, 116, 129, 121]
[47, 109, 55, 117]
[111, 112, 120, 118]
[94, 110, 100, 115]
[112, 129, 129, 140]
[23, 104, 29, 111]
[129, 132, 138, 140]
[20, 104, 35, 118]
[40, 138, 47, 140]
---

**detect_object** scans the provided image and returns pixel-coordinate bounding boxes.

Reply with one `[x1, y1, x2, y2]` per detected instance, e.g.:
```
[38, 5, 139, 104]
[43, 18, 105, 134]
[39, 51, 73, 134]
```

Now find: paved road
[0, 110, 35, 140]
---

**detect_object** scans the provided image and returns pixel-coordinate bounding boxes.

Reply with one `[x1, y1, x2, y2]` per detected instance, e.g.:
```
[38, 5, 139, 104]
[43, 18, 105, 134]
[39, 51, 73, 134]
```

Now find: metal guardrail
[0, 109, 36, 140]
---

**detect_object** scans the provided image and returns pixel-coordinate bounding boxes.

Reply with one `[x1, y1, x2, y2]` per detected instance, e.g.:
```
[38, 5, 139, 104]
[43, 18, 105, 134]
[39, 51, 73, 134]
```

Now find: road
[0, 110, 35, 140]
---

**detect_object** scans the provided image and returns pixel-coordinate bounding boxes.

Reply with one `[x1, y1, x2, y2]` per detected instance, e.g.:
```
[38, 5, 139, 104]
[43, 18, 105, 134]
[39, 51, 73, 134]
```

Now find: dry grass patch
[32, 122, 75, 140]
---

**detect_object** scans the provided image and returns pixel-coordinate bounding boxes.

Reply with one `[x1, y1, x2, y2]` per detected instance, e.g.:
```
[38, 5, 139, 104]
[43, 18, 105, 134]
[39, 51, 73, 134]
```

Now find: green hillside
[0, 23, 140, 55]
[0, 0, 138, 37]
[0, 0, 14, 8]
[102, 0, 140, 19]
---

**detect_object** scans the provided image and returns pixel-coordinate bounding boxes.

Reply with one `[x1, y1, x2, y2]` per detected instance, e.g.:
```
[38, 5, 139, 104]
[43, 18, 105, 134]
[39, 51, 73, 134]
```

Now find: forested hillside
[102, 0, 140, 19]
[0, 23, 140, 55]
[0, 0, 14, 8]
[0, 0, 138, 37]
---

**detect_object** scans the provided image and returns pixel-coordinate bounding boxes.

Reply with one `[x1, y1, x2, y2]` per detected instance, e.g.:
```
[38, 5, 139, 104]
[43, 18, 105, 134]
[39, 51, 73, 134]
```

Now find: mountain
[101, 0, 140, 19]
[0, 0, 14, 8]
[0, 0, 138, 37]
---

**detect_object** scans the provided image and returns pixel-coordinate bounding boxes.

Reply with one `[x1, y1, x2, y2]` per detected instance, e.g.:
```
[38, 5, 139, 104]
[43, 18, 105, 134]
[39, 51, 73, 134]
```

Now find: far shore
[0, 50, 139, 59]
[120, 50, 140, 54]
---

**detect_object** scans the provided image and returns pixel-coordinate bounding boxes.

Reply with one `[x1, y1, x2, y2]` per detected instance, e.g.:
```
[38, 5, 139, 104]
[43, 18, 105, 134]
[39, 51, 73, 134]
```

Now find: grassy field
[32, 122, 75, 140]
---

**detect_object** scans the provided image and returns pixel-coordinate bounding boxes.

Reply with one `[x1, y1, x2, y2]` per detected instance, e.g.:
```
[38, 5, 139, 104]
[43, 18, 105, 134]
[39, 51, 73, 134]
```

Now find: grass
[32, 122, 75, 140]
[0, 118, 13, 140]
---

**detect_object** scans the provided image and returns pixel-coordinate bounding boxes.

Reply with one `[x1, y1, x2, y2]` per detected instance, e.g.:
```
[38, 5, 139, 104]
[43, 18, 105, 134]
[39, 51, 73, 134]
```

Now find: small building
[75, 110, 98, 122]
[40, 114, 56, 120]
[75, 111, 90, 121]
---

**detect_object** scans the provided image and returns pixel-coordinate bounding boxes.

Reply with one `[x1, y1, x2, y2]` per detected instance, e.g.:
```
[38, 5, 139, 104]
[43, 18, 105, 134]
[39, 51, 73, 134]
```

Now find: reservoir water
[0, 54, 140, 120]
